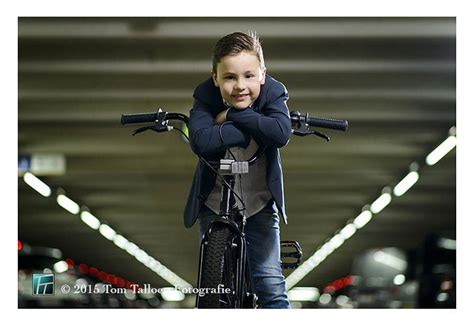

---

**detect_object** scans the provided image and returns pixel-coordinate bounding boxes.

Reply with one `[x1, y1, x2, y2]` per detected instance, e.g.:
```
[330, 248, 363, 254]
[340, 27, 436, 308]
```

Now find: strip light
[160, 287, 186, 302]
[340, 223, 357, 240]
[286, 127, 456, 290]
[393, 171, 419, 197]
[125, 242, 139, 256]
[23, 172, 51, 197]
[426, 135, 456, 166]
[80, 211, 101, 230]
[328, 234, 345, 250]
[99, 224, 116, 240]
[287, 287, 320, 302]
[57, 194, 80, 214]
[370, 193, 392, 214]
[353, 210, 373, 229]
[113, 234, 129, 249]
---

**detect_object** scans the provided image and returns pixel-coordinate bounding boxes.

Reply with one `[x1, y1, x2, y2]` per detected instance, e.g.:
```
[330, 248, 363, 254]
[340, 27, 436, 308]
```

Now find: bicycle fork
[196, 219, 256, 308]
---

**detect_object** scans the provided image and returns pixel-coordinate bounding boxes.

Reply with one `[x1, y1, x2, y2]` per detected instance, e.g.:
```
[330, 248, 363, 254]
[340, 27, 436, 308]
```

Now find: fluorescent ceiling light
[124, 290, 137, 301]
[370, 193, 392, 214]
[336, 295, 350, 306]
[125, 242, 139, 256]
[438, 238, 456, 250]
[318, 242, 335, 257]
[393, 171, 419, 196]
[353, 210, 373, 229]
[53, 260, 69, 273]
[155, 268, 192, 290]
[328, 234, 345, 250]
[426, 135, 456, 166]
[99, 224, 116, 240]
[373, 250, 407, 271]
[145, 258, 159, 270]
[80, 211, 100, 230]
[319, 293, 332, 305]
[393, 274, 406, 285]
[285, 262, 318, 290]
[340, 223, 357, 240]
[151, 261, 164, 273]
[160, 287, 185, 302]
[113, 234, 128, 249]
[57, 194, 80, 214]
[134, 249, 151, 265]
[23, 172, 52, 197]
[288, 287, 320, 302]
[309, 252, 325, 265]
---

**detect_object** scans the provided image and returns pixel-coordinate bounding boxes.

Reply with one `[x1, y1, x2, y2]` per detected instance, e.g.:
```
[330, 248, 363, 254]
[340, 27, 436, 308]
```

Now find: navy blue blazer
[183, 74, 292, 228]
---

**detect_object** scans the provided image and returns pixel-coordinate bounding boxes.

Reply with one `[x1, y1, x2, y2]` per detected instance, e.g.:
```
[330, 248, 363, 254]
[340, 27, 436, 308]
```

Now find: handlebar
[121, 111, 189, 125]
[121, 112, 157, 125]
[121, 109, 348, 133]
[290, 111, 348, 132]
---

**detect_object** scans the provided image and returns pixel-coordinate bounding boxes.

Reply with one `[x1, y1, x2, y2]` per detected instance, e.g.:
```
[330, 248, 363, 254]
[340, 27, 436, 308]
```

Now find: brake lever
[292, 126, 330, 141]
[132, 124, 173, 136]
[132, 108, 172, 136]
[312, 130, 330, 142]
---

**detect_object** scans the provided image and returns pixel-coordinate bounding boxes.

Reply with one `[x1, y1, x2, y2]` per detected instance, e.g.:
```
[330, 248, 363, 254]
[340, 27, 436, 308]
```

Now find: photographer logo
[33, 274, 54, 295]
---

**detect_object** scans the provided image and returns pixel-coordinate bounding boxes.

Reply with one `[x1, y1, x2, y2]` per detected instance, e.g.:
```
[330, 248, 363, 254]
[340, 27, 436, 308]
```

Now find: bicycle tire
[198, 224, 232, 308]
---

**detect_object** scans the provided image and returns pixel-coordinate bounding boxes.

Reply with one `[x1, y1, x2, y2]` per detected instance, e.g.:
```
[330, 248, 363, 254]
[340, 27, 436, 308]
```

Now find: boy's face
[212, 51, 266, 110]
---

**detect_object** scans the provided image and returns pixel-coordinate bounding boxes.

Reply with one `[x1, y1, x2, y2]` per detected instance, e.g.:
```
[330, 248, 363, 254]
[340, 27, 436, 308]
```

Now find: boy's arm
[225, 81, 292, 148]
[189, 98, 251, 158]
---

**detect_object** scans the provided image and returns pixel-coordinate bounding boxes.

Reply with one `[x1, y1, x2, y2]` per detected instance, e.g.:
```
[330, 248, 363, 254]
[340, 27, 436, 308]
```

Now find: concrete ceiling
[18, 17, 456, 293]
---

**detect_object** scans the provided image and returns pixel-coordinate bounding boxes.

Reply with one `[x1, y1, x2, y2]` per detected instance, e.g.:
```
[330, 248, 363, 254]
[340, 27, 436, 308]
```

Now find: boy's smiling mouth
[232, 94, 249, 100]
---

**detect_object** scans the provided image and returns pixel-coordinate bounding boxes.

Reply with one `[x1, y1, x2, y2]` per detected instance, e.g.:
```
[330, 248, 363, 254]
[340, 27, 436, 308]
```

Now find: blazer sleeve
[225, 81, 292, 148]
[189, 98, 251, 158]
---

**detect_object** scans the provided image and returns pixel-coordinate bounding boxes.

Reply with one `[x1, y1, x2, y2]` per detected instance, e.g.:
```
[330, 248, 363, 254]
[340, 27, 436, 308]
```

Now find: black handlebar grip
[307, 117, 348, 132]
[121, 112, 158, 125]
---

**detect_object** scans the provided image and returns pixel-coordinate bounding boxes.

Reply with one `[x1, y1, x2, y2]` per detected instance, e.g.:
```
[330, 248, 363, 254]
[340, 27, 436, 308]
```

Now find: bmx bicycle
[121, 109, 348, 308]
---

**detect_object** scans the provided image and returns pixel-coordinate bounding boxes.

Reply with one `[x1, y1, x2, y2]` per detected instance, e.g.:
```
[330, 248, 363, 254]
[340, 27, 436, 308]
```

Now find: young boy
[184, 31, 292, 308]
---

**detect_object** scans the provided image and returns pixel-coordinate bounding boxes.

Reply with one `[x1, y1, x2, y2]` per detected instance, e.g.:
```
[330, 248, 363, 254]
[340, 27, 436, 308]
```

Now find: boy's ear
[211, 71, 219, 87]
[260, 67, 267, 85]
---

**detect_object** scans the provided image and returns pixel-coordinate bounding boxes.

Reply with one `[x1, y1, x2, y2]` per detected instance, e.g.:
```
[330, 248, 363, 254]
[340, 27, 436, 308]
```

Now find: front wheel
[197, 224, 234, 308]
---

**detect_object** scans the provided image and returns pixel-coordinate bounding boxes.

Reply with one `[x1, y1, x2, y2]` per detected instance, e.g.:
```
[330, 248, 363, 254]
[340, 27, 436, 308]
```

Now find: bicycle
[121, 109, 348, 308]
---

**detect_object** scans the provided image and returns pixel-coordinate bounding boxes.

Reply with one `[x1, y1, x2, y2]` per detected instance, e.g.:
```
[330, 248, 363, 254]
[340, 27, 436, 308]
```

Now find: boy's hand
[214, 109, 229, 124]
[214, 105, 249, 124]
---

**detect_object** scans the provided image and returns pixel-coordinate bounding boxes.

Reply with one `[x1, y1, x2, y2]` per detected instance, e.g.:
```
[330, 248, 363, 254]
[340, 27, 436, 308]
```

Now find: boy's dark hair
[212, 31, 265, 74]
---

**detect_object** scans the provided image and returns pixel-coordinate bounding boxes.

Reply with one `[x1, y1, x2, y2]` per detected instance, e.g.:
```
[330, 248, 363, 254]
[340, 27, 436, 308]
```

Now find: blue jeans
[198, 201, 290, 309]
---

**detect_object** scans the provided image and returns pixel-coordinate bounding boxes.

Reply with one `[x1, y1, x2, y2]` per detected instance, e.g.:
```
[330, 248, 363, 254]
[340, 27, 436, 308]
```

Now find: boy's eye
[224, 76, 235, 80]
[246, 75, 255, 78]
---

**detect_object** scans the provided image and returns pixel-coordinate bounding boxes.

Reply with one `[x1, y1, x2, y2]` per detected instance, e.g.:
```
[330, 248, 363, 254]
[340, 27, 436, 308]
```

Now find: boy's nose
[235, 79, 245, 90]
